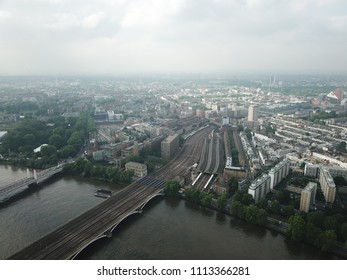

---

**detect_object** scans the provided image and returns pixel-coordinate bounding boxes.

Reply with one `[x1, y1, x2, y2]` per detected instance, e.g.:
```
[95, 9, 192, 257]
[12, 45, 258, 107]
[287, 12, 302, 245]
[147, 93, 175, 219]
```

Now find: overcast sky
[0, 0, 346, 75]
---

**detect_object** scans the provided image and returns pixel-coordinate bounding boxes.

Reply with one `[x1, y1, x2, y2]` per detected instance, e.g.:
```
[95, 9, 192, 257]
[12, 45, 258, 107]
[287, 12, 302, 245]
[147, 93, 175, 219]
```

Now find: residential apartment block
[268, 159, 290, 189]
[304, 163, 320, 178]
[248, 174, 271, 203]
[299, 182, 317, 213]
[319, 167, 336, 203]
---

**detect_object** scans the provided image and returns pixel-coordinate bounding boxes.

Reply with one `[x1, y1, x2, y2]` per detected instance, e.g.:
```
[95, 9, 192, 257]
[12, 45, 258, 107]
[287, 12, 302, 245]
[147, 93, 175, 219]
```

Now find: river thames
[0, 165, 339, 260]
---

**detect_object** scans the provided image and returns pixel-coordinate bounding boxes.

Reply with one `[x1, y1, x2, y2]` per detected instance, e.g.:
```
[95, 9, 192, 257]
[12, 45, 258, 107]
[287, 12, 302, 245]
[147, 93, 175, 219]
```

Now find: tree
[245, 128, 252, 140]
[111, 169, 120, 183]
[275, 189, 290, 204]
[317, 230, 337, 252]
[40, 145, 57, 158]
[256, 208, 268, 226]
[23, 134, 36, 146]
[339, 223, 347, 242]
[60, 145, 77, 158]
[307, 211, 326, 227]
[217, 195, 228, 212]
[232, 190, 244, 202]
[230, 200, 245, 219]
[245, 205, 258, 224]
[241, 193, 254, 206]
[269, 200, 281, 215]
[304, 222, 322, 245]
[199, 192, 214, 207]
[282, 205, 295, 219]
[49, 134, 64, 149]
[287, 215, 306, 242]
[120, 170, 134, 183]
[265, 124, 276, 136]
[185, 187, 201, 204]
[83, 161, 93, 177]
[164, 180, 181, 197]
[337, 141, 346, 152]
[228, 177, 238, 196]
[323, 216, 337, 231]
[256, 197, 269, 209]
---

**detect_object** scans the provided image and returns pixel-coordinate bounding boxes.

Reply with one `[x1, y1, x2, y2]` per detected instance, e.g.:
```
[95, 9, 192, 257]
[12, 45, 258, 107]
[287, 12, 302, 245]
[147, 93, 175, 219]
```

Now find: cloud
[44, 13, 80, 30]
[81, 12, 104, 29]
[0, 0, 346, 75]
[0, 10, 11, 20]
[331, 15, 347, 32]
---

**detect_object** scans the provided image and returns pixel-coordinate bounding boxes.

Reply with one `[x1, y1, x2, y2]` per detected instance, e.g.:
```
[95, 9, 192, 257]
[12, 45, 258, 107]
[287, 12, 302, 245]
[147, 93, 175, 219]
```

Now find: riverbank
[177, 192, 347, 259]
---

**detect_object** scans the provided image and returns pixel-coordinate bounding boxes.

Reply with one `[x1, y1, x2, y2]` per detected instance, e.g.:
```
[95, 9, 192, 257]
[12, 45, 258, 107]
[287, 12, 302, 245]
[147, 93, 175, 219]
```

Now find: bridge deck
[9, 180, 163, 260]
[0, 166, 63, 202]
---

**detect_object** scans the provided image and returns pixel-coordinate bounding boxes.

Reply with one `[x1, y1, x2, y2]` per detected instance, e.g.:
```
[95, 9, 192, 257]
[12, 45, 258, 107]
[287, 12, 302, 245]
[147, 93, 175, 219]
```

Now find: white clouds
[81, 12, 104, 29]
[120, 0, 183, 28]
[331, 15, 347, 32]
[44, 13, 80, 30]
[0, 10, 11, 20]
[44, 12, 105, 31]
[0, 0, 346, 75]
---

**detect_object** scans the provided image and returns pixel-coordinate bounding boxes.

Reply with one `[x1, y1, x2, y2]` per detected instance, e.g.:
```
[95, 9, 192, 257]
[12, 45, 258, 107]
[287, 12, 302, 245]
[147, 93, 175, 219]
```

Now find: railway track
[9, 126, 214, 260]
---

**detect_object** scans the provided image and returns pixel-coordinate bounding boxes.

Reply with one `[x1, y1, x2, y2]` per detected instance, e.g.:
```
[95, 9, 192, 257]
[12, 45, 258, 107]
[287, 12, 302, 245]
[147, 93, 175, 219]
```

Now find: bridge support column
[33, 169, 38, 180]
[27, 168, 31, 179]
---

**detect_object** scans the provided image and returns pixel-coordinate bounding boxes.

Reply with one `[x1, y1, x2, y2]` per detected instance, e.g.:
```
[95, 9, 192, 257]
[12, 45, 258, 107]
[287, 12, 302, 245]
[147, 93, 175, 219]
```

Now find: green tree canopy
[287, 215, 306, 242]
[164, 180, 181, 197]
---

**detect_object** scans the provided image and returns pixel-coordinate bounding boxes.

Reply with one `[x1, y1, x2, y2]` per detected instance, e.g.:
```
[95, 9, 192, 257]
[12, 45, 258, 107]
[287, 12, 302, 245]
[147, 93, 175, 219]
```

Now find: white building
[304, 163, 320, 178]
[125, 161, 147, 178]
[319, 167, 336, 204]
[248, 174, 271, 203]
[248, 104, 259, 122]
[300, 182, 317, 213]
[268, 159, 290, 189]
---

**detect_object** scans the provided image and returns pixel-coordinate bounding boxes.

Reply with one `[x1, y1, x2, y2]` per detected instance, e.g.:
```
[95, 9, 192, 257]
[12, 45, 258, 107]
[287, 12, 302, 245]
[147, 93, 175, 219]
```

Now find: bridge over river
[0, 165, 64, 202]
[8, 126, 213, 259]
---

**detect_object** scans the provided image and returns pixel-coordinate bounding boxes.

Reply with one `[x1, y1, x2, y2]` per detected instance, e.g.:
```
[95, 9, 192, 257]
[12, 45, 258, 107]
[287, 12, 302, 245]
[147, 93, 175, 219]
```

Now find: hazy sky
[0, 0, 346, 75]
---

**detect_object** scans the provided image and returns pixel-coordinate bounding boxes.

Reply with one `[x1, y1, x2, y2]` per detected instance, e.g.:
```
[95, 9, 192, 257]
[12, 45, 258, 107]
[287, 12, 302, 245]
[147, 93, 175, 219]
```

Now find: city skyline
[0, 0, 346, 76]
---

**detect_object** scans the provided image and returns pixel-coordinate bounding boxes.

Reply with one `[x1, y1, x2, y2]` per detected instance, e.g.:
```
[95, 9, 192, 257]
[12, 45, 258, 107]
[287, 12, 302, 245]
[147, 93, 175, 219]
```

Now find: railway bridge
[8, 126, 214, 260]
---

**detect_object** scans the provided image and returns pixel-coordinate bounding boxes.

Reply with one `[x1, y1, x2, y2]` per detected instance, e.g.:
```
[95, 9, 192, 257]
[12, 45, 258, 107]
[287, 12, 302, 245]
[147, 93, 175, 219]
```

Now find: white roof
[0, 131, 7, 138]
[33, 144, 48, 153]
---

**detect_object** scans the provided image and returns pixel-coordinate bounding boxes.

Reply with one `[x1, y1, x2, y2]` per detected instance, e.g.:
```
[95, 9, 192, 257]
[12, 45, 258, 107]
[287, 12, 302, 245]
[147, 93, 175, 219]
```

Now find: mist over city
[0, 0, 347, 264]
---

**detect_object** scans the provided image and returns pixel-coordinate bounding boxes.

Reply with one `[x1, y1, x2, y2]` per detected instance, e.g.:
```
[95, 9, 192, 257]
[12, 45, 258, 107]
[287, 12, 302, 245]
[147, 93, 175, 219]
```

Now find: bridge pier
[33, 169, 38, 180]
[26, 168, 31, 179]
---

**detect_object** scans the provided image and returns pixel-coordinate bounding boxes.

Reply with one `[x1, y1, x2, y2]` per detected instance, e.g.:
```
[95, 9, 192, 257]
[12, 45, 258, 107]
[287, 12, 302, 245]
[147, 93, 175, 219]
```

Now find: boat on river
[94, 189, 112, 198]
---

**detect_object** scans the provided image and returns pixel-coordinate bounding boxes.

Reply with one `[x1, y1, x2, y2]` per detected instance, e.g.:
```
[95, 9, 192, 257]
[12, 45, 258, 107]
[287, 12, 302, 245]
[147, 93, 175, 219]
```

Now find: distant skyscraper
[247, 105, 259, 122]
